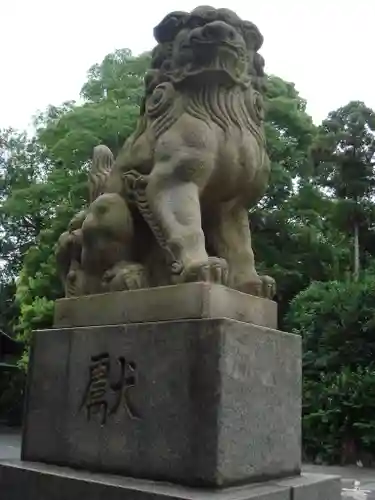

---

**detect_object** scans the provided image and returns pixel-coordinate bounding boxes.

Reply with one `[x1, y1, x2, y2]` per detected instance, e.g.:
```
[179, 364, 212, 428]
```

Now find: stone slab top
[53, 283, 277, 330]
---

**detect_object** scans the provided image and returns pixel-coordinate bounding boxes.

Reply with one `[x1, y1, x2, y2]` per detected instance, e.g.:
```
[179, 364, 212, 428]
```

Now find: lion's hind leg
[205, 202, 275, 298]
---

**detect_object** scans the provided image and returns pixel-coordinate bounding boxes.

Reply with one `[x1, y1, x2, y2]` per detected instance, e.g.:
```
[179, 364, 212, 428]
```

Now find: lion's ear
[154, 11, 188, 43]
[216, 8, 242, 27]
[254, 54, 265, 77]
[242, 21, 264, 52]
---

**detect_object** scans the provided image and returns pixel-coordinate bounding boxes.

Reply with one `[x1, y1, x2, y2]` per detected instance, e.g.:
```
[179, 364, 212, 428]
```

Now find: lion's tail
[88, 144, 114, 203]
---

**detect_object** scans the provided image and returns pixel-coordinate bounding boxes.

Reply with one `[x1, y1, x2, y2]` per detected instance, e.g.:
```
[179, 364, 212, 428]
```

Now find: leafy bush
[287, 277, 375, 463]
[288, 278, 375, 376]
[303, 367, 375, 464]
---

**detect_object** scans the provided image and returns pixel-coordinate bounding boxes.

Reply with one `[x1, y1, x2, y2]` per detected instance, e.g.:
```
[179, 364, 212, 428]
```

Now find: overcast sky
[1, 0, 374, 131]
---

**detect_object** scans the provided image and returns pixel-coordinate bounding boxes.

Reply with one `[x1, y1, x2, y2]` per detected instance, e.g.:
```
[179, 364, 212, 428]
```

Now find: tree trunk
[353, 222, 360, 281]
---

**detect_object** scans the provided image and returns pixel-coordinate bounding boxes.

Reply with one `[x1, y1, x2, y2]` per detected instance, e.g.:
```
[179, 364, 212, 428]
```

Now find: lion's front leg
[145, 125, 227, 285]
[147, 175, 228, 284]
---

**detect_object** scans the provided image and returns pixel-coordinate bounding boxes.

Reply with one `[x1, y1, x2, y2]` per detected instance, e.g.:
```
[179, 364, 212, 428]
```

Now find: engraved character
[81, 353, 139, 424]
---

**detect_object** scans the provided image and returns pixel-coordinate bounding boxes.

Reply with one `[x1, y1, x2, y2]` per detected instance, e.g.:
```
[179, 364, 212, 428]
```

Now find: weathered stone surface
[276, 473, 342, 499]
[53, 283, 277, 329]
[22, 318, 301, 487]
[21, 327, 71, 463]
[0, 461, 341, 500]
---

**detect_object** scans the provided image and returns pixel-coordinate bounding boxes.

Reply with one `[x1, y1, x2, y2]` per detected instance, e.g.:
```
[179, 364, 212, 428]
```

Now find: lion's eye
[96, 205, 107, 216]
[152, 89, 163, 104]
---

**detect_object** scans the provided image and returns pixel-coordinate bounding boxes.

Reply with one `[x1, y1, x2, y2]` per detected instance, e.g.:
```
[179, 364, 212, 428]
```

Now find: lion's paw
[102, 262, 148, 292]
[237, 274, 276, 299]
[260, 275, 276, 299]
[65, 269, 86, 298]
[179, 257, 229, 285]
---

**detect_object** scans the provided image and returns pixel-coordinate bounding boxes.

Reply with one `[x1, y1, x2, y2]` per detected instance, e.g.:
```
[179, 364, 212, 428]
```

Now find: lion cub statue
[56, 6, 276, 299]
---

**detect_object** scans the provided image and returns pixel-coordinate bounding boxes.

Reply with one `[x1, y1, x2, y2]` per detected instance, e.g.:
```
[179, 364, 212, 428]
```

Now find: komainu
[56, 6, 275, 299]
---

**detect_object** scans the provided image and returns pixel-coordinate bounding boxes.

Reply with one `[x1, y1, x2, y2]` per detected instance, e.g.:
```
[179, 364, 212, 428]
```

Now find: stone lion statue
[56, 6, 275, 299]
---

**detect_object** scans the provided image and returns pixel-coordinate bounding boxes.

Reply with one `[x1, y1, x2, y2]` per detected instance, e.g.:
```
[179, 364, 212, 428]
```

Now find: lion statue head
[144, 6, 265, 98]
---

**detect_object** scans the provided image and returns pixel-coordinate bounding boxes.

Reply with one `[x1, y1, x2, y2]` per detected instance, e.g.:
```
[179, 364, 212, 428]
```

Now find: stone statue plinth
[0, 460, 341, 500]
[21, 285, 299, 487]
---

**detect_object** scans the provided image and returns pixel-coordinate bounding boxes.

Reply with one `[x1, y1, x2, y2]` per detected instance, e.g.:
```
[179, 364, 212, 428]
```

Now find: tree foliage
[5, 50, 151, 353]
[253, 77, 352, 323]
[312, 102, 375, 279]
[303, 367, 375, 465]
[288, 276, 375, 464]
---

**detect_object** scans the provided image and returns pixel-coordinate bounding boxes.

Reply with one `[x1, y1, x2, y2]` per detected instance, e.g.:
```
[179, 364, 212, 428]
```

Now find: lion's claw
[260, 275, 276, 299]
[102, 262, 148, 292]
[237, 274, 276, 299]
[179, 257, 229, 285]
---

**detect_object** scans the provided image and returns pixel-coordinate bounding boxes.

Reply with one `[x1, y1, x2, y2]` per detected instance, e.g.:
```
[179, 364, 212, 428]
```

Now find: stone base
[22, 318, 301, 487]
[0, 460, 341, 500]
[53, 282, 277, 329]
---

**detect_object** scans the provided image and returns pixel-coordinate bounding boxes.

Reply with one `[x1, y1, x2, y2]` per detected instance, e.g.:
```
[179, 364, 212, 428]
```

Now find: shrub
[287, 277, 375, 463]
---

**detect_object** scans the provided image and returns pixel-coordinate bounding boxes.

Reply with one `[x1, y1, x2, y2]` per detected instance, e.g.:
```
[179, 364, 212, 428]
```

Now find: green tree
[0, 129, 48, 280]
[13, 49, 150, 353]
[0, 129, 37, 422]
[312, 101, 375, 280]
[37, 49, 150, 165]
[0, 282, 18, 336]
[287, 277, 375, 463]
[253, 76, 352, 323]
[0, 128, 48, 340]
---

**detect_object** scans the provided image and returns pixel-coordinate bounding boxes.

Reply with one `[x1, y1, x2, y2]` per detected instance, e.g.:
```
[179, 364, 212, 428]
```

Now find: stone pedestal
[22, 316, 300, 487]
[1, 284, 341, 498]
[0, 461, 341, 500]
[53, 282, 278, 330]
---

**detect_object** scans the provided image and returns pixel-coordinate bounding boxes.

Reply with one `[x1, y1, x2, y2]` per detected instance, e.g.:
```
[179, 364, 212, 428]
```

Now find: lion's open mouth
[165, 19, 249, 86]
[216, 42, 242, 59]
[190, 38, 241, 57]
[188, 41, 245, 77]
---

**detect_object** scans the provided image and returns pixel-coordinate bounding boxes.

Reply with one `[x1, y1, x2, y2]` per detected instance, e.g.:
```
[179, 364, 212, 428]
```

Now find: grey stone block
[0, 460, 291, 500]
[22, 318, 301, 487]
[53, 283, 277, 329]
[276, 473, 342, 499]
[0, 462, 342, 500]
[21, 328, 71, 462]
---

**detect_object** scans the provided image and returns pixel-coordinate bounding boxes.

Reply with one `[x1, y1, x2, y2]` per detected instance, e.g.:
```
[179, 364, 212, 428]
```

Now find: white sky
[1, 0, 374, 131]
